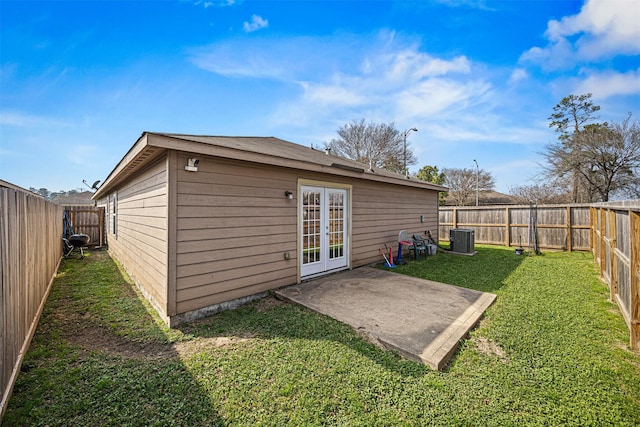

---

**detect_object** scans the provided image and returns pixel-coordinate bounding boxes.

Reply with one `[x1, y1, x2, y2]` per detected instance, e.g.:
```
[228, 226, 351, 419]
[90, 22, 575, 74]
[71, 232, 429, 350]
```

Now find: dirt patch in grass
[57, 300, 252, 361]
[49, 250, 259, 361]
[64, 319, 254, 361]
[256, 296, 284, 312]
[473, 336, 508, 363]
[62, 317, 177, 360]
[174, 336, 252, 359]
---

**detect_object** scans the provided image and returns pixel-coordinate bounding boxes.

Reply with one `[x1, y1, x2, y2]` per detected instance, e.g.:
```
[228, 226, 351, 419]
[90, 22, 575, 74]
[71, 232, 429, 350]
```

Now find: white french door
[300, 186, 348, 278]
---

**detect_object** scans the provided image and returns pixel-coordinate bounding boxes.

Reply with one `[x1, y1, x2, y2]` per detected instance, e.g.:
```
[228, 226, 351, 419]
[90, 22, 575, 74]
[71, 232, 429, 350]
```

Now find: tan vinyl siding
[351, 180, 439, 266]
[291, 170, 438, 268]
[105, 158, 169, 314]
[174, 155, 438, 315]
[92, 133, 444, 325]
[175, 155, 298, 313]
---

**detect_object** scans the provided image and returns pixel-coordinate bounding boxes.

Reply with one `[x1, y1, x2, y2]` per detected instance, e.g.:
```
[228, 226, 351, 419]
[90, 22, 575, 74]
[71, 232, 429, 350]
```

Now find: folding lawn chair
[412, 234, 428, 260]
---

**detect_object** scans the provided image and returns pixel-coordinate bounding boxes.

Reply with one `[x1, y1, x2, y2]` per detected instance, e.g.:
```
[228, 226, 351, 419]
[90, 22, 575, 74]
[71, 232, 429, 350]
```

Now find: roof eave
[93, 132, 154, 199]
[93, 132, 448, 198]
[147, 133, 448, 191]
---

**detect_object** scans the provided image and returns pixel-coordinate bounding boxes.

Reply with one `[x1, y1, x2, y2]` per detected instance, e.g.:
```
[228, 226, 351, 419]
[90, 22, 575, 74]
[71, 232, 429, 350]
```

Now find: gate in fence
[63, 206, 105, 247]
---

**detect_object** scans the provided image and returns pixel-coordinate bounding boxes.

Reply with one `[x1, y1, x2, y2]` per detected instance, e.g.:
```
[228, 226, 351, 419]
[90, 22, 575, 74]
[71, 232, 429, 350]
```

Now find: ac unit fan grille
[450, 229, 475, 253]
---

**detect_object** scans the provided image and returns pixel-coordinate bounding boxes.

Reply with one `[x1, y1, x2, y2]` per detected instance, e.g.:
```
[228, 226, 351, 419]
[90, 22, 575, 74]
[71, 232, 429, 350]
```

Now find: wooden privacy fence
[591, 201, 640, 351]
[439, 202, 639, 350]
[439, 204, 591, 251]
[64, 205, 105, 247]
[1, 187, 63, 418]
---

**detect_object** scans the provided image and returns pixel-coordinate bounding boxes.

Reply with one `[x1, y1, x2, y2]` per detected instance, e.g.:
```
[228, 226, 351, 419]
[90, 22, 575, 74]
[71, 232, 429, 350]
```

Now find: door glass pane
[302, 190, 322, 265]
[328, 192, 344, 260]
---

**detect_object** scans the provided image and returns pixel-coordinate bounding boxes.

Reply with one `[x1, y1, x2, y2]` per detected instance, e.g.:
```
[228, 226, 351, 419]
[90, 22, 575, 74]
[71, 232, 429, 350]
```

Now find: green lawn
[3, 246, 639, 426]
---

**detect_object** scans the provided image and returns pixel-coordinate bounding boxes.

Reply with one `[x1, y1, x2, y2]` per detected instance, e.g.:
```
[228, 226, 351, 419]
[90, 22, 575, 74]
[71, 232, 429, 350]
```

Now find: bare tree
[443, 167, 495, 206]
[617, 180, 640, 199]
[508, 182, 571, 204]
[327, 119, 417, 174]
[544, 115, 640, 202]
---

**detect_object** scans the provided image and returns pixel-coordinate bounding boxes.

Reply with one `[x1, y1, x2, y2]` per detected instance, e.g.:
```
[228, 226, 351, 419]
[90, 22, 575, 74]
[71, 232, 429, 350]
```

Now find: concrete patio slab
[276, 267, 496, 370]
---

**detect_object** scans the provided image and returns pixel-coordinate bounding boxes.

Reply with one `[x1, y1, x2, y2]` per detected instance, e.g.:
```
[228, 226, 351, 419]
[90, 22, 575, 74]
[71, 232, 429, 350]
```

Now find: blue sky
[1, 0, 639, 193]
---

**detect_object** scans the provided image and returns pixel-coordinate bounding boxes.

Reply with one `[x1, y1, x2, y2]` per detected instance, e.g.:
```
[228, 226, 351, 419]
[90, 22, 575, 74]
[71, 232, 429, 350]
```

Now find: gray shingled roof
[94, 132, 447, 198]
[159, 132, 437, 183]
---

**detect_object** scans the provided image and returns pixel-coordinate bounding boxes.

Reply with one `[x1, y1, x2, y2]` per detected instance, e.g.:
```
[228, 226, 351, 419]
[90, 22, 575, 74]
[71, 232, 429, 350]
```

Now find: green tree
[547, 93, 601, 202]
[416, 165, 447, 204]
[416, 165, 445, 184]
[549, 93, 601, 141]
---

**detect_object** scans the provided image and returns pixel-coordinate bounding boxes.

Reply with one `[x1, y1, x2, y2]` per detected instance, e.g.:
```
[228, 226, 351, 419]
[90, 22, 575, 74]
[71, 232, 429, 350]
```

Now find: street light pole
[403, 127, 418, 178]
[473, 159, 479, 207]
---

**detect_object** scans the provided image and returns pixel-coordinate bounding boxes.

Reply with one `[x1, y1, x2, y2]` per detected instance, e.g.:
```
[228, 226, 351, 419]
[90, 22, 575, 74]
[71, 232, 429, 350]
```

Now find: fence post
[630, 210, 640, 351]
[590, 207, 596, 260]
[600, 208, 607, 279]
[609, 209, 618, 302]
[566, 206, 573, 252]
[505, 207, 510, 247]
[452, 207, 458, 229]
[99, 208, 104, 247]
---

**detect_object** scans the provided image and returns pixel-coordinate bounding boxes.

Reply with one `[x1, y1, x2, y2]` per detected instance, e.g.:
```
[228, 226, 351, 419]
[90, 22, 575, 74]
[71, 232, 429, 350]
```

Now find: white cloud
[259, 33, 480, 129]
[521, 0, 640, 69]
[509, 68, 528, 84]
[427, 117, 547, 145]
[548, 0, 640, 53]
[574, 68, 640, 99]
[298, 81, 367, 107]
[189, 40, 288, 79]
[189, 36, 333, 80]
[520, 38, 576, 70]
[381, 49, 471, 81]
[189, 31, 469, 83]
[0, 111, 70, 127]
[192, 0, 237, 8]
[243, 15, 268, 33]
[433, 0, 495, 11]
[189, 29, 549, 167]
[395, 78, 491, 119]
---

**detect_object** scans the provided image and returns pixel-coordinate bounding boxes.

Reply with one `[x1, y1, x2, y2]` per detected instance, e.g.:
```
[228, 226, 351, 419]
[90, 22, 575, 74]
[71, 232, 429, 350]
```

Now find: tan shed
[93, 132, 447, 326]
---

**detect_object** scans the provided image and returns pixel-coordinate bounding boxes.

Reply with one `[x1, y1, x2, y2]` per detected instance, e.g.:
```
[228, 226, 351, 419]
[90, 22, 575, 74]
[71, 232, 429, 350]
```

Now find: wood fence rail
[439, 204, 592, 251]
[590, 201, 640, 351]
[1, 187, 63, 419]
[440, 202, 639, 350]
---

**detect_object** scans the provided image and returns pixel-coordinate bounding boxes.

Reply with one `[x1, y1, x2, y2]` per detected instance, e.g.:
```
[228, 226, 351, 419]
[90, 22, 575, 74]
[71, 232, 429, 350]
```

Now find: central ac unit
[450, 228, 475, 254]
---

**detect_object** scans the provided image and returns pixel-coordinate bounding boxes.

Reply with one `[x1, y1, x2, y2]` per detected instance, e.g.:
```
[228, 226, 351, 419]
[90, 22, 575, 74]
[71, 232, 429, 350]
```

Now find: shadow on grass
[184, 299, 430, 372]
[3, 245, 531, 426]
[176, 245, 529, 377]
[387, 244, 529, 293]
[2, 250, 225, 427]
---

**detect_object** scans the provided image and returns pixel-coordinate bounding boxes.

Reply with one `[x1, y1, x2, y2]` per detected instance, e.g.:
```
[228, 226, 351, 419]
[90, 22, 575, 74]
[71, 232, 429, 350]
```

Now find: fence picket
[441, 202, 639, 351]
[0, 188, 63, 419]
[439, 204, 591, 251]
[589, 202, 639, 351]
